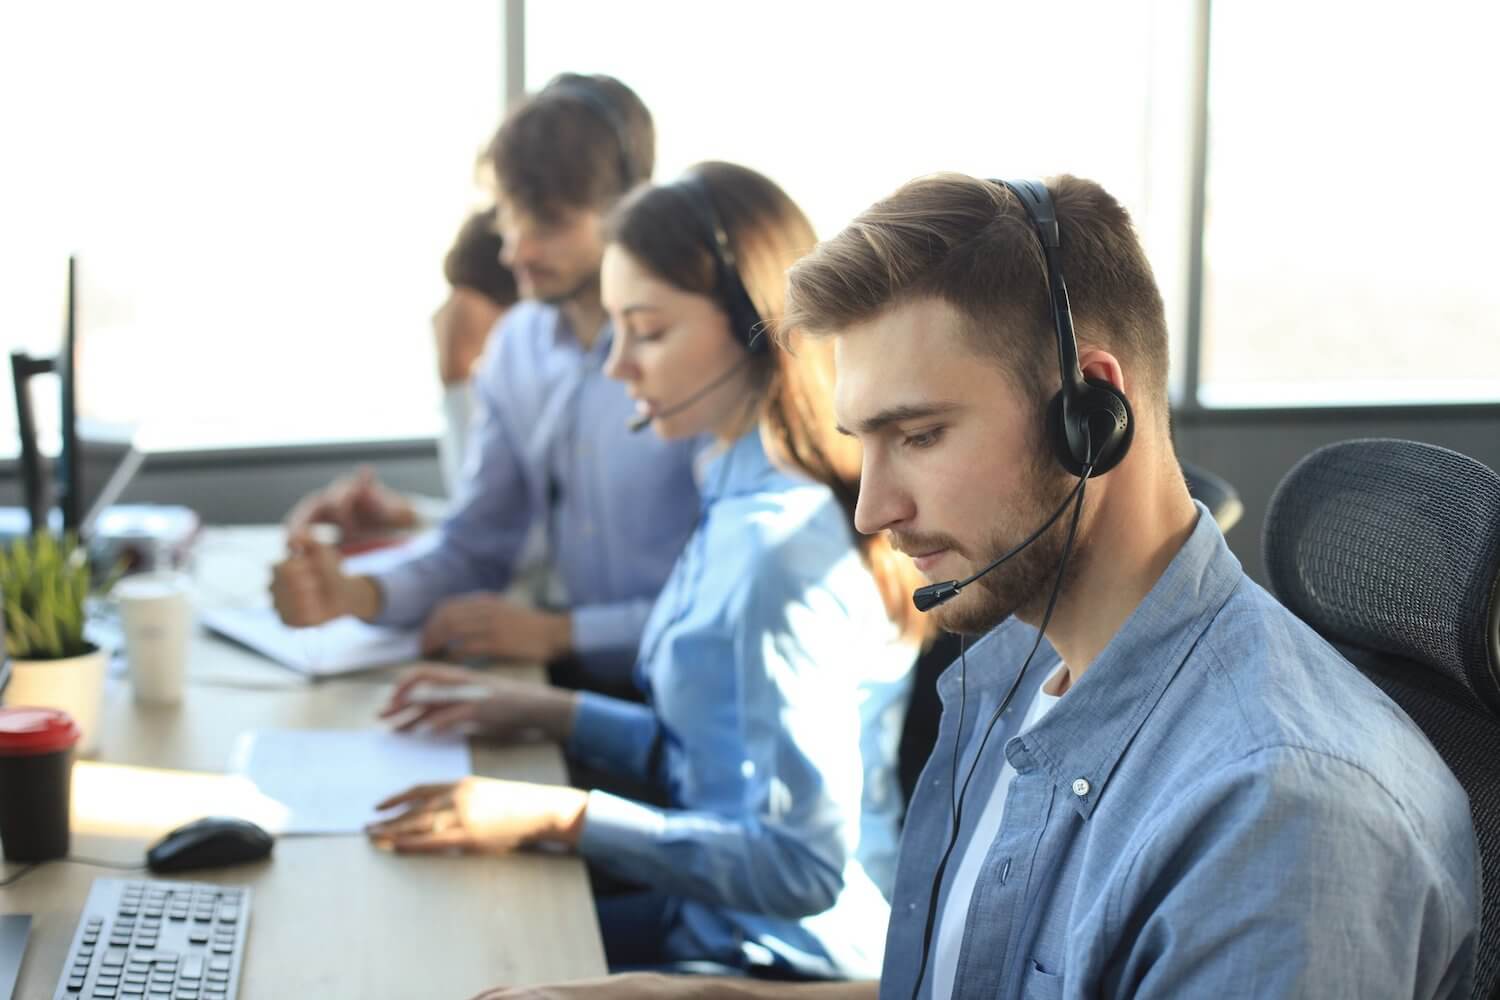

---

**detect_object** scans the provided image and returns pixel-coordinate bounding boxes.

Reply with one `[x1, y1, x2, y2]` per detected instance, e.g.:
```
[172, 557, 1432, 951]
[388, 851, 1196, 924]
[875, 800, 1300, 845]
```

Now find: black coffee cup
[0, 706, 81, 862]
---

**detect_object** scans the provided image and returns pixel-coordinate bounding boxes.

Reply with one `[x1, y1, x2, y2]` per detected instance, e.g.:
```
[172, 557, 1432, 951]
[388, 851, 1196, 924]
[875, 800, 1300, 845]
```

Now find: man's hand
[283, 466, 418, 545]
[421, 594, 571, 663]
[433, 286, 501, 385]
[270, 533, 382, 626]
[378, 663, 578, 742]
[367, 776, 588, 853]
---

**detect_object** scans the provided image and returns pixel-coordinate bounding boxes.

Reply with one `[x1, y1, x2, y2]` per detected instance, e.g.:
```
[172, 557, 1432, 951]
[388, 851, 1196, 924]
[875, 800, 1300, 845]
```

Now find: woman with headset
[366, 162, 928, 980]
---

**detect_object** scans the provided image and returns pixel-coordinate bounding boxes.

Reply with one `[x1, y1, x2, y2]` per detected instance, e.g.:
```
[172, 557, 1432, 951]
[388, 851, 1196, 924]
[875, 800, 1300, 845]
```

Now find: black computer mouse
[146, 817, 274, 873]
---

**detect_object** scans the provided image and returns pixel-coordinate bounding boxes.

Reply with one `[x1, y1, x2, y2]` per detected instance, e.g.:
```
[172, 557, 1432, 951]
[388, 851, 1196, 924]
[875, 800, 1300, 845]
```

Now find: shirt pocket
[1021, 958, 1064, 1000]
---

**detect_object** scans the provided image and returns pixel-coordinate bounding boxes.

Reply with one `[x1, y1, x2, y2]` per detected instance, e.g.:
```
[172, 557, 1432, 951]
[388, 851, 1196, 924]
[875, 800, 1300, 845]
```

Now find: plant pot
[1, 645, 109, 757]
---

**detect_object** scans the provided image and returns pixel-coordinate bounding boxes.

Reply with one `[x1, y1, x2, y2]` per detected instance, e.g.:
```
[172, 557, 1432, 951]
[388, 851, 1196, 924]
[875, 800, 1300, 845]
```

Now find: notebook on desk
[199, 607, 421, 677]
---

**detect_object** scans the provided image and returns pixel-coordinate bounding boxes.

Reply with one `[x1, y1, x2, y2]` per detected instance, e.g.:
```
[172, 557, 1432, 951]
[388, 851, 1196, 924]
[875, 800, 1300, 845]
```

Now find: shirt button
[1072, 778, 1091, 797]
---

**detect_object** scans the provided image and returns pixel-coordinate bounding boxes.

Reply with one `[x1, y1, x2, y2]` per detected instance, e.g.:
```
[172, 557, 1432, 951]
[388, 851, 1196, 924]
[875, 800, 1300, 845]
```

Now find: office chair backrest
[1262, 437, 1500, 1000]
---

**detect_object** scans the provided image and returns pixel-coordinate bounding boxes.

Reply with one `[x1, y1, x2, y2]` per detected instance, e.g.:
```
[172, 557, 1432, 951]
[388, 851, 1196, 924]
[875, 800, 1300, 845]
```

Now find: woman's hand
[378, 664, 578, 742]
[366, 776, 588, 854]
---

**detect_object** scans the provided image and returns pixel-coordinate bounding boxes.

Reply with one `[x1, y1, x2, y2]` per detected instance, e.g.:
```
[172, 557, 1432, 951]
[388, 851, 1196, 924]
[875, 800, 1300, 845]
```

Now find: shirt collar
[550, 307, 613, 361]
[695, 430, 779, 504]
[946, 502, 1244, 820]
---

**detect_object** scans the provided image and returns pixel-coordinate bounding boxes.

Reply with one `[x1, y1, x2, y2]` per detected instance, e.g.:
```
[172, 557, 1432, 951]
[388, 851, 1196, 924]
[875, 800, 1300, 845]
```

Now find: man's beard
[537, 266, 601, 308]
[919, 457, 1082, 637]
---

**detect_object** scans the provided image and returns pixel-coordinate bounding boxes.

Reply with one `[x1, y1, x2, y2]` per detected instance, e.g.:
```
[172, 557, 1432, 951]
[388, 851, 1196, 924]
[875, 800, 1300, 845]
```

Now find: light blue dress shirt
[368, 302, 702, 683]
[883, 503, 1479, 1000]
[567, 430, 916, 979]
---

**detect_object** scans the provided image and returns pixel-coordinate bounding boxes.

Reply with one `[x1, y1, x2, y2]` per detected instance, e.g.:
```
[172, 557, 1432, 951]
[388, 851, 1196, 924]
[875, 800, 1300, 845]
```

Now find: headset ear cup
[1046, 378, 1134, 478]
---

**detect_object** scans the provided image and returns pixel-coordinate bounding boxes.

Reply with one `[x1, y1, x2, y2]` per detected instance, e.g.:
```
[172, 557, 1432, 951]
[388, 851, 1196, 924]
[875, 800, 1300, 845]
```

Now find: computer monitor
[8, 256, 111, 537]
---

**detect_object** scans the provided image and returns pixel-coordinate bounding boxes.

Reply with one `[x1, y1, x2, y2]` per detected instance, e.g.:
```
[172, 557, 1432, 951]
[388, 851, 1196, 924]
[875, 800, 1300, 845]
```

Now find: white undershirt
[930, 664, 1067, 1000]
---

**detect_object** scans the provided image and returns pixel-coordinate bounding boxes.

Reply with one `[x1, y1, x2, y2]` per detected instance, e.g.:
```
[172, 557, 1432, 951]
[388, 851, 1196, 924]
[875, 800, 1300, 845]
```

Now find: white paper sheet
[200, 606, 421, 676]
[229, 729, 472, 835]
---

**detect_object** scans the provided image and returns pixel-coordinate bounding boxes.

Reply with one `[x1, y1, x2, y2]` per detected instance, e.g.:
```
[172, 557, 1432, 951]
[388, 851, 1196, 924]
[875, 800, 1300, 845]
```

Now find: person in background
[366, 162, 930, 981]
[271, 74, 702, 694]
[284, 207, 519, 548]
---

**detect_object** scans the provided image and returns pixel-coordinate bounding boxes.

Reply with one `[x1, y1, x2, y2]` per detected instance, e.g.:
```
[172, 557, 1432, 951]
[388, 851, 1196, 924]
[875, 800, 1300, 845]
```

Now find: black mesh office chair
[1181, 459, 1244, 533]
[1263, 438, 1500, 1000]
[896, 459, 1250, 807]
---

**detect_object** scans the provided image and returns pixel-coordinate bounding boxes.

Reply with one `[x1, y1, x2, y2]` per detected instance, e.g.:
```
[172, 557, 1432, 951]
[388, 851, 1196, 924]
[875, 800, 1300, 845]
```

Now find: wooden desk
[1, 528, 606, 998]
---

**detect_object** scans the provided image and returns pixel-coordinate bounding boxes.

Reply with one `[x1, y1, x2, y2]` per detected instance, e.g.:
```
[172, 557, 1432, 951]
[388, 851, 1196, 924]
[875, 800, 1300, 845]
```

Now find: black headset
[911, 180, 1136, 612]
[673, 173, 769, 354]
[998, 179, 1133, 478]
[539, 74, 640, 190]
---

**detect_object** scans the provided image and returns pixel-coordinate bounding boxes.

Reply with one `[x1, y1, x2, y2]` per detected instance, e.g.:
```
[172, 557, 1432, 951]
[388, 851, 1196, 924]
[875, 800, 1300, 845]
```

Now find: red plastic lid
[0, 706, 82, 755]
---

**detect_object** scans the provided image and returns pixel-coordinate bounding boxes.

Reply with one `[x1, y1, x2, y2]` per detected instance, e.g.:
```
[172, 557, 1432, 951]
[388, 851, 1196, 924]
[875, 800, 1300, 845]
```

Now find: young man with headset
[468, 175, 1479, 999]
[271, 75, 702, 692]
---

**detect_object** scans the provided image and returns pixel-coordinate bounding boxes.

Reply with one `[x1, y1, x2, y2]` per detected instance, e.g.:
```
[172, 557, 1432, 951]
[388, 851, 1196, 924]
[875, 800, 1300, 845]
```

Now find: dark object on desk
[9, 256, 82, 535]
[1263, 437, 1500, 1000]
[0, 707, 80, 862]
[146, 817, 274, 873]
[1180, 458, 1244, 533]
[0, 915, 29, 1000]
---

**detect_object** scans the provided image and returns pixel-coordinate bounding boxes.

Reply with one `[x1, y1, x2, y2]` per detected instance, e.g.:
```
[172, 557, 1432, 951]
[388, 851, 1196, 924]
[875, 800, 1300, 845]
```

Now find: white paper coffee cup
[113, 572, 193, 705]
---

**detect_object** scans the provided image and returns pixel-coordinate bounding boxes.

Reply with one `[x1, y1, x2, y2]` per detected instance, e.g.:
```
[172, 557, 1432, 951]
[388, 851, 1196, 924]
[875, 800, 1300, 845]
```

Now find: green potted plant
[1, 533, 109, 756]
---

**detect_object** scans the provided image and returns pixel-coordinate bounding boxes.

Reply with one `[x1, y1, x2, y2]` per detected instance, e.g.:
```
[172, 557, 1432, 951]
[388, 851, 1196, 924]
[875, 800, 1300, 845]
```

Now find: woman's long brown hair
[607, 161, 932, 645]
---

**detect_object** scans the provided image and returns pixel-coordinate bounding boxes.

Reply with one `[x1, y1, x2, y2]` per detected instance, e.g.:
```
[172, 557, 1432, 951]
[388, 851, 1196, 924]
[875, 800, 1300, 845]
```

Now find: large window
[526, 0, 1199, 391]
[1200, 1, 1500, 406]
[0, 2, 504, 454]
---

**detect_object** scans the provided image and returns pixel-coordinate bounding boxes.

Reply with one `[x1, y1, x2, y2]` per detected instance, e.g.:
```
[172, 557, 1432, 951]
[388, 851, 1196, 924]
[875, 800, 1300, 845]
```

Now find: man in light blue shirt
[271, 75, 701, 688]
[479, 175, 1479, 999]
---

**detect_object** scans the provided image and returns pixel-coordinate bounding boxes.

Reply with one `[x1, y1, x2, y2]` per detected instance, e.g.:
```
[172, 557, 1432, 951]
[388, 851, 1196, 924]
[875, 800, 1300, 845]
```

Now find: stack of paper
[200, 607, 421, 677]
[229, 729, 472, 835]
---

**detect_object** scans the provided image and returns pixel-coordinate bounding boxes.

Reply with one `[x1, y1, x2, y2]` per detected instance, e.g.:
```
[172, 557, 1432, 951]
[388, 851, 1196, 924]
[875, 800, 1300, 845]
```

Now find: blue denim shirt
[369, 302, 702, 683]
[884, 504, 1479, 1000]
[567, 431, 915, 978]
